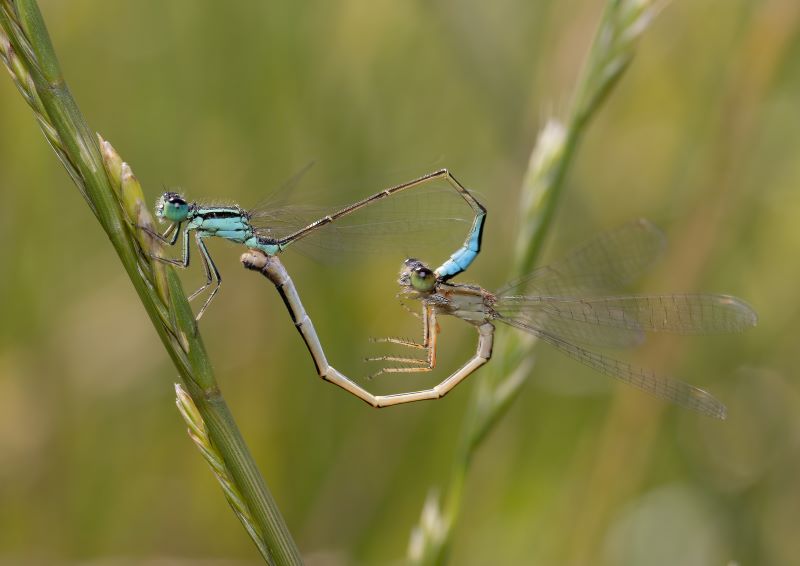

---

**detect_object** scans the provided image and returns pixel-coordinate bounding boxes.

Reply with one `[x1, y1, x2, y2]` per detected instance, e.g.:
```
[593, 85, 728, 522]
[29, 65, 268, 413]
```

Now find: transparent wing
[249, 174, 481, 264]
[498, 218, 667, 297]
[248, 161, 317, 213]
[495, 296, 643, 348]
[495, 294, 757, 347]
[500, 316, 728, 419]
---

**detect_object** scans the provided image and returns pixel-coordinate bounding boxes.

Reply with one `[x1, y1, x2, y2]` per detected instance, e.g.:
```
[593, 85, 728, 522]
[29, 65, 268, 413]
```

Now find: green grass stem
[407, 2, 664, 564]
[0, 1, 301, 563]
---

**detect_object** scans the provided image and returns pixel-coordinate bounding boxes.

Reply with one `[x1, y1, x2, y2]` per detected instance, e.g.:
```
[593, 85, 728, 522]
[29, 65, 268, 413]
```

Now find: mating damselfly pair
[152, 171, 756, 418]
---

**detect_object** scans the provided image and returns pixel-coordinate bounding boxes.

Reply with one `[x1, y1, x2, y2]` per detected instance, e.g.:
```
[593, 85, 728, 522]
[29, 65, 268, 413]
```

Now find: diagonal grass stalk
[175, 384, 272, 560]
[0, 1, 301, 563]
[407, 1, 665, 564]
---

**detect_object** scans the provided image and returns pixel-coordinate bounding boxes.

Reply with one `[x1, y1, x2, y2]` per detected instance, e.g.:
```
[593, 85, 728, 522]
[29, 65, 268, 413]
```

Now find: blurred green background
[1, 0, 798, 564]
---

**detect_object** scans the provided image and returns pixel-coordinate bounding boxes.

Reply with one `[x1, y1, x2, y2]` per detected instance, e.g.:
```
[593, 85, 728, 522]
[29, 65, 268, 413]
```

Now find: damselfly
[244, 220, 757, 416]
[150, 169, 485, 319]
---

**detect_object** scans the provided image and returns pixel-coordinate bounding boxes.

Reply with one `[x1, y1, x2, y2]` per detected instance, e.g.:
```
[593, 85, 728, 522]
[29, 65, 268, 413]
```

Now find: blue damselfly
[151, 169, 485, 319]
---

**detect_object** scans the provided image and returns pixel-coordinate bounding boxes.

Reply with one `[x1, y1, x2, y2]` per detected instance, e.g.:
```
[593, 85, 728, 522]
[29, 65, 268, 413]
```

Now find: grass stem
[407, 2, 664, 563]
[0, 2, 301, 563]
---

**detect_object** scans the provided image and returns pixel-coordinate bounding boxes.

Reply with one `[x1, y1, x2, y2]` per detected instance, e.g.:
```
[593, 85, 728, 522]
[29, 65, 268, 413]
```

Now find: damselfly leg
[149, 224, 190, 268]
[188, 234, 223, 319]
[367, 304, 438, 377]
[147, 223, 223, 318]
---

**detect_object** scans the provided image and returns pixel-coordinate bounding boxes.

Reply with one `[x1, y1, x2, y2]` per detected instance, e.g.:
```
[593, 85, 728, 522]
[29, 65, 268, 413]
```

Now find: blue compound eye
[156, 192, 190, 222]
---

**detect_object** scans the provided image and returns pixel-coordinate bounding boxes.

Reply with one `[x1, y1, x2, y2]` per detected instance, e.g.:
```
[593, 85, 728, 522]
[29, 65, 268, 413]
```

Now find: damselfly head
[399, 258, 437, 295]
[156, 192, 190, 222]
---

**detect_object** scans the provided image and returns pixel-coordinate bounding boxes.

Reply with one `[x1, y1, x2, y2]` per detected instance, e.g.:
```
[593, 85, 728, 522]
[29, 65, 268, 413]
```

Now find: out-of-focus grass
[408, 2, 667, 564]
[0, 1, 798, 564]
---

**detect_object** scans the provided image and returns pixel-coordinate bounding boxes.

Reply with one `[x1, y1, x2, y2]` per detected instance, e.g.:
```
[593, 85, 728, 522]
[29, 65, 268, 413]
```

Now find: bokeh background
[1, 0, 798, 564]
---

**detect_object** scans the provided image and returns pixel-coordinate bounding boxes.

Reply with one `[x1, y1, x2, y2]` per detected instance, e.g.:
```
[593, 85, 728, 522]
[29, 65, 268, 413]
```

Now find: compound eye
[157, 193, 190, 221]
[410, 267, 436, 292]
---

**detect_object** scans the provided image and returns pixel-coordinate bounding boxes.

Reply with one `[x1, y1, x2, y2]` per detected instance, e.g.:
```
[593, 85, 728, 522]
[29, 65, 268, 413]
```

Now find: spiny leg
[191, 234, 222, 320]
[146, 224, 220, 320]
[366, 355, 430, 367]
[150, 225, 191, 268]
[370, 336, 426, 348]
[372, 322, 494, 407]
[368, 303, 431, 349]
[397, 297, 421, 319]
[142, 221, 181, 246]
[367, 305, 438, 377]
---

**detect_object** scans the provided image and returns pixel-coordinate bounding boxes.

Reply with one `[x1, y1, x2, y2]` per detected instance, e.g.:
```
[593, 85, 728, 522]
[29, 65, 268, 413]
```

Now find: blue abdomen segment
[194, 213, 282, 255]
[247, 236, 282, 256]
[435, 211, 485, 280]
